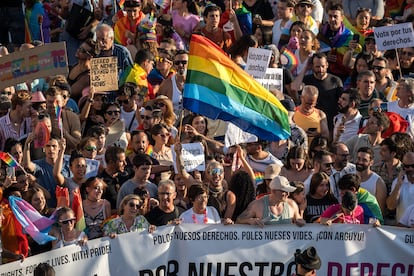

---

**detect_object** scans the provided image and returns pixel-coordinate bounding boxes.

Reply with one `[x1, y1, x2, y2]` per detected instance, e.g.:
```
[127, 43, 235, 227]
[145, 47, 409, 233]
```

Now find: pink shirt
[320, 204, 364, 224]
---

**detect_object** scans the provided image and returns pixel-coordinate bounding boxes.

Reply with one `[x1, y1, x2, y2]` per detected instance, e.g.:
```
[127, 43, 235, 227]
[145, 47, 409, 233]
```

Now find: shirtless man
[236, 176, 305, 226]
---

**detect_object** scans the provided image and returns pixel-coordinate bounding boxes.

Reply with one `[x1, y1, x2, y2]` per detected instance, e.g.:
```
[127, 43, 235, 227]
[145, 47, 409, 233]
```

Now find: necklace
[87, 198, 100, 209]
[208, 186, 223, 197]
[192, 209, 208, 224]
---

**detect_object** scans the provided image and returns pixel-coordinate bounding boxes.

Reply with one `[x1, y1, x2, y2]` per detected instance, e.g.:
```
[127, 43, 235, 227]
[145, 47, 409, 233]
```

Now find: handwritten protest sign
[90, 57, 118, 92]
[374, 23, 414, 51]
[0, 42, 68, 90]
[172, 143, 205, 172]
[256, 68, 283, 94]
[245, 47, 272, 79]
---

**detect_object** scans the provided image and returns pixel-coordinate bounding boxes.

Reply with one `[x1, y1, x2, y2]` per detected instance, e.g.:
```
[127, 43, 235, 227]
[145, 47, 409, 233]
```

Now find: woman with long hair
[171, 0, 200, 47]
[305, 172, 338, 222]
[228, 170, 255, 221]
[150, 123, 174, 181]
[280, 146, 313, 182]
[82, 177, 111, 239]
[294, 30, 320, 77]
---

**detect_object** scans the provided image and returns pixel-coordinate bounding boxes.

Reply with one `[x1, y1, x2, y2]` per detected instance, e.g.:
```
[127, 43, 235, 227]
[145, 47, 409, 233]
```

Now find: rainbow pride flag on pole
[0, 151, 19, 167]
[183, 35, 290, 141]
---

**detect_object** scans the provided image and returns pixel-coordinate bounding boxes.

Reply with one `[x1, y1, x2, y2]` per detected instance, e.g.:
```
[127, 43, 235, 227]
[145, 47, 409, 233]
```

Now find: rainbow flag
[54, 103, 62, 130]
[280, 48, 298, 74]
[184, 35, 290, 141]
[0, 151, 19, 167]
[9, 196, 57, 245]
[154, 0, 169, 9]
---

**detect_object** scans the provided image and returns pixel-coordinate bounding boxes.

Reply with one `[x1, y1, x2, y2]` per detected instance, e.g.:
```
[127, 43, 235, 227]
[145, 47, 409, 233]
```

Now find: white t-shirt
[179, 206, 221, 224]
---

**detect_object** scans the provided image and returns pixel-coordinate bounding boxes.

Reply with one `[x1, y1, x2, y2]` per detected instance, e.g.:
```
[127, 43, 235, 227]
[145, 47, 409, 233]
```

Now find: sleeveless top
[360, 173, 381, 196]
[293, 108, 323, 145]
[84, 203, 107, 239]
[54, 230, 87, 249]
[208, 190, 228, 218]
[262, 195, 291, 225]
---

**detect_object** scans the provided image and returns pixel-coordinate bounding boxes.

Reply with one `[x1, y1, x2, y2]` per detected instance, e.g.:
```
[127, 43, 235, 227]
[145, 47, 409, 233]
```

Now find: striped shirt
[0, 112, 31, 151]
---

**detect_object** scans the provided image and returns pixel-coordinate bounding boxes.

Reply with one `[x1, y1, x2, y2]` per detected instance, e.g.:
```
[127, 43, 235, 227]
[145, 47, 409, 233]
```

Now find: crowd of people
[0, 0, 414, 270]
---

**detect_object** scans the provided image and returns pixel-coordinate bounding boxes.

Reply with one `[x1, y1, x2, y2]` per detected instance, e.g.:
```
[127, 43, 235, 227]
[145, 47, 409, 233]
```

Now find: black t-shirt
[304, 194, 338, 223]
[243, 0, 274, 20]
[303, 74, 343, 131]
[145, 206, 184, 226]
[98, 169, 131, 210]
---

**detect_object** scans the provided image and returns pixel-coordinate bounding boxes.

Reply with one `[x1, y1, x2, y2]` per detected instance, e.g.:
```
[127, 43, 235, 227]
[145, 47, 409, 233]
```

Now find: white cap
[269, 176, 296, 192]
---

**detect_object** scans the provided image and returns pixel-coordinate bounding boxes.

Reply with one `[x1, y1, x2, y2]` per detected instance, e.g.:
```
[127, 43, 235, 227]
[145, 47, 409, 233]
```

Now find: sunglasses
[299, 3, 312, 8]
[1, 91, 12, 96]
[210, 167, 224, 176]
[38, 113, 50, 120]
[158, 132, 170, 138]
[135, 189, 149, 197]
[156, 56, 172, 63]
[323, 162, 334, 167]
[60, 218, 76, 224]
[372, 65, 385, 71]
[174, 60, 188, 66]
[118, 99, 129, 105]
[154, 102, 165, 108]
[106, 110, 120, 116]
[84, 145, 97, 152]
[403, 164, 414, 169]
[128, 202, 143, 209]
[141, 115, 152, 120]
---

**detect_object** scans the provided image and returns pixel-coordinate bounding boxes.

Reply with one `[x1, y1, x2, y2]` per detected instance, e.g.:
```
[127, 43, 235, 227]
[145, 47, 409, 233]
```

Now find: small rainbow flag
[0, 152, 19, 167]
[280, 48, 298, 74]
[184, 35, 290, 141]
[146, 144, 154, 157]
[54, 102, 62, 130]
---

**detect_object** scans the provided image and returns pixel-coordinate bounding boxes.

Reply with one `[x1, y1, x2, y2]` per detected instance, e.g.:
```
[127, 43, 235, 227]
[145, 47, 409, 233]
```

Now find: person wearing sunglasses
[148, 49, 174, 95]
[158, 50, 189, 117]
[50, 207, 88, 249]
[101, 102, 128, 148]
[203, 161, 236, 223]
[67, 38, 100, 102]
[104, 194, 156, 238]
[387, 152, 414, 225]
[82, 177, 111, 239]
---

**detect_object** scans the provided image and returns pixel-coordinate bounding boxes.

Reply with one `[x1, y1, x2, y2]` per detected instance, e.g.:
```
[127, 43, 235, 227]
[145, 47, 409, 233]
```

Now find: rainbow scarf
[0, 152, 19, 167]
[8, 196, 57, 245]
[184, 35, 290, 141]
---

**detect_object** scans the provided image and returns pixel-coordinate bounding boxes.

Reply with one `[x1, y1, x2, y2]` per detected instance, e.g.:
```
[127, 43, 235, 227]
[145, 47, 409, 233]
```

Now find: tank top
[360, 173, 380, 196]
[262, 195, 291, 225]
[293, 108, 322, 146]
[84, 203, 106, 239]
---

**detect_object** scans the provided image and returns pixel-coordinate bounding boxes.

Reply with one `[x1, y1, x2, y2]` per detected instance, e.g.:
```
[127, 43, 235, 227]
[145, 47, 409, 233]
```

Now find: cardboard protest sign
[245, 47, 272, 79]
[0, 42, 68, 90]
[374, 23, 414, 51]
[90, 57, 118, 92]
[256, 68, 283, 94]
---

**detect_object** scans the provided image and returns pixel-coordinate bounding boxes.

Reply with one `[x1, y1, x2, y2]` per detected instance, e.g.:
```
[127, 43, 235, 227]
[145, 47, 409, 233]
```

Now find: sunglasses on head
[60, 218, 76, 225]
[154, 102, 165, 108]
[134, 189, 149, 197]
[174, 60, 188, 66]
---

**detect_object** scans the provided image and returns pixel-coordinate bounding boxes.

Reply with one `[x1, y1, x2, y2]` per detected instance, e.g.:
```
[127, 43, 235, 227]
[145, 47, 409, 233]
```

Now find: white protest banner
[0, 42, 68, 90]
[171, 142, 205, 172]
[1, 224, 414, 275]
[245, 47, 272, 79]
[90, 57, 118, 92]
[61, 155, 100, 179]
[256, 67, 284, 94]
[374, 22, 414, 51]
